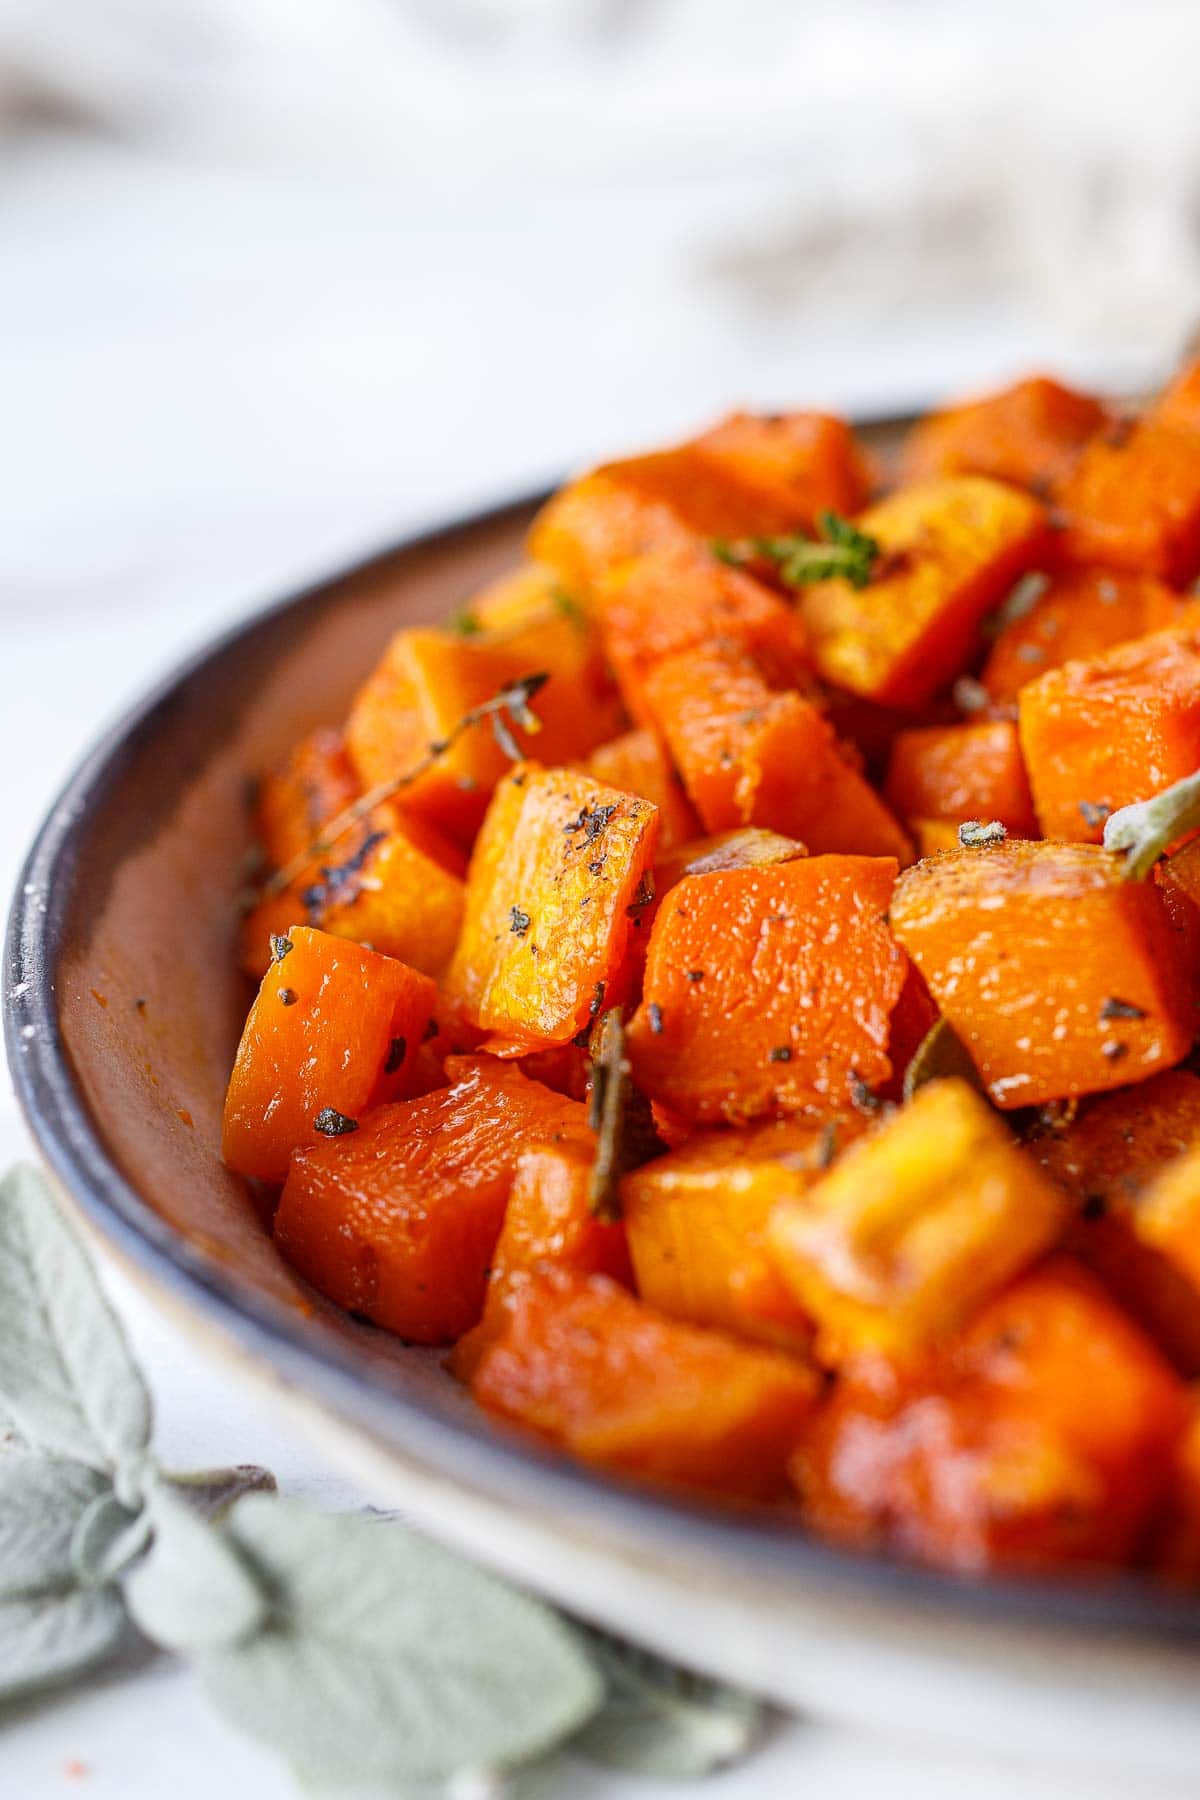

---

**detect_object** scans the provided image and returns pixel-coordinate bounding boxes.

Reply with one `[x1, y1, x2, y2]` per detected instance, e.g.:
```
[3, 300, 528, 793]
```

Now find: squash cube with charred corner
[445, 764, 660, 1051]
[766, 1080, 1068, 1365]
[798, 477, 1049, 708]
[889, 840, 1194, 1109]
[625, 854, 907, 1126]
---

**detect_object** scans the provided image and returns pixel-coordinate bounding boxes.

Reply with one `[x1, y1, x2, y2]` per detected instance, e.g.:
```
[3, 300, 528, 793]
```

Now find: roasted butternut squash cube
[458, 562, 623, 734]
[274, 1056, 591, 1342]
[222, 927, 437, 1182]
[900, 376, 1106, 493]
[1153, 356, 1200, 437]
[622, 1115, 867, 1349]
[1135, 1145, 1200, 1297]
[528, 412, 867, 596]
[909, 818, 962, 857]
[449, 1141, 633, 1379]
[890, 840, 1194, 1108]
[584, 727, 698, 851]
[1018, 622, 1200, 842]
[471, 1271, 818, 1498]
[626, 855, 907, 1126]
[643, 643, 912, 862]
[766, 1080, 1067, 1365]
[254, 727, 360, 872]
[594, 543, 809, 725]
[799, 478, 1049, 707]
[981, 566, 1184, 705]
[791, 1260, 1187, 1572]
[884, 719, 1036, 836]
[445, 763, 660, 1051]
[1052, 419, 1200, 584]
[345, 626, 616, 847]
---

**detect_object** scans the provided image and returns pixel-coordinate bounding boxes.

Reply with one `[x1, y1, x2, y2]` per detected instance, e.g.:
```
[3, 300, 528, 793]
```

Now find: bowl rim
[9, 481, 1200, 1645]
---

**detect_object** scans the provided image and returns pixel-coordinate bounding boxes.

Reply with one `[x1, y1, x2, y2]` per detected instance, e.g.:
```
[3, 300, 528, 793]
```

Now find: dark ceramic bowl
[9, 448, 1200, 1771]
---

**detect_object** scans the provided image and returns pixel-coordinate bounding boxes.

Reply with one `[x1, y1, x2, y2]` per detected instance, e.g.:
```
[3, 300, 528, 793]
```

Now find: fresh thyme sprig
[258, 672, 549, 901]
[713, 510, 880, 590]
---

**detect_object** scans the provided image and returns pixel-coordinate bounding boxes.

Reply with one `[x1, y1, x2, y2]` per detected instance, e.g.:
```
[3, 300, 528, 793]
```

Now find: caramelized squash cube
[274, 1057, 591, 1342]
[1053, 419, 1200, 584]
[584, 727, 698, 851]
[791, 1260, 1186, 1571]
[900, 375, 1106, 493]
[766, 1080, 1067, 1364]
[799, 477, 1049, 706]
[626, 855, 907, 1126]
[622, 1115, 867, 1348]
[889, 840, 1193, 1109]
[471, 1272, 818, 1499]
[445, 764, 659, 1051]
[1018, 622, 1200, 841]
[222, 927, 437, 1183]
[643, 643, 912, 862]
[884, 719, 1036, 836]
[981, 566, 1184, 705]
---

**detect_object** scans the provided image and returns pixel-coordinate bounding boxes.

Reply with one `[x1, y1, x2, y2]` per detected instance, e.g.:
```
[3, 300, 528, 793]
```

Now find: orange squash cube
[1153, 356, 1200, 437]
[471, 1272, 818, 1499]
[449, 1140, 633, 1379]
[1052, 419, 1200, 584]
[528, 412, 867, 597]
[445, 764, 660, 1051]
[1018, 622, 1200, 841]
[766, 1080, 1068, 1364]
[884, 719, 1037, 836]
[622, 1115, 867, 1349]
[345, 626, 617, 846]
[900, 375, 1106, 493]
[981, 566, 1184, 705]
[254, 728, 360, 873]
[890, 840, 1194, 1108]
[643, 643, 912, 862]
[222, 927, 437, 1182]
[584, 727, 698, 851]
[626, 855, 907, 1126]
[594, 543, 809, 725]
[799, 477, 1049, 707]
[274, 1056, 592, 1341]
[791, 1260, 1187, 1572]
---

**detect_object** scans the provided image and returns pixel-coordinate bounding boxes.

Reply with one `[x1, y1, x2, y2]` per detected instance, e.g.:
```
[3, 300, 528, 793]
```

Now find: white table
[0, 128, 1190, 1799]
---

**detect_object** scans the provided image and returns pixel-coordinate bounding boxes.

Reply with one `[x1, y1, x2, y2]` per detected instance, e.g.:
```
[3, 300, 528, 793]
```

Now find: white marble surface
[2, 70, 1199, 1792]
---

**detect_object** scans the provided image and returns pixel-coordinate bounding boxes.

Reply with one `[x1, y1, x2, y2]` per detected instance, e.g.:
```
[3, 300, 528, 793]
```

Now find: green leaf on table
[70, 1491, 151, 1588]
[0, 1166, 151, 1470]
[0, 1454, 109, 1601]
[160, 1463, 277, 1522]
[199, 1497, 604, 1786]
[570, 1629, 763, 1779]
[0, 1587, 129, 1706]
[1103, 769, 1200, 880]
[124, 1484, 268, 1654]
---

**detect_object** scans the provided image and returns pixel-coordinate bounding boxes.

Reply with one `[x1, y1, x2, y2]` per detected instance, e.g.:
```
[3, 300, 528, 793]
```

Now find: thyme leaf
[586, 1009, 660, 1222]
[957, 819, 1007, 848]
[1103, 770, 1200, 880]
[713, 510, 880, 590]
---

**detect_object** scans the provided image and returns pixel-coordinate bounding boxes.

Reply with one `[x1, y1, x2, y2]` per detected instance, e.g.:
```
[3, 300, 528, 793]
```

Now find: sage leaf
[0, 1165, 151, 1469]
[0, 1587, 128, 1705]
[571, 1630, 762, 1779]
[903, 1018, 985, 1104]
[70, 1491, 151, 1588]
[199, 1497, 603, 1784]
[161, 1463, 277, 1522]
[124, 1484, 268, 1653]
[1103, 770, 1200, 880]
[0, 1454, 108, 1600]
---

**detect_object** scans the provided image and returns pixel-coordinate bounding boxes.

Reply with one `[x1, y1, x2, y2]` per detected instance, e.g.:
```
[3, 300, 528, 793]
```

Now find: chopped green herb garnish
[509, 906, 532, 937]
[1099, 996, 1147, 1022]
[384, 1036, 407, 1074]
[1104, 770, 1200, 880]
[270, 934, 293, 963]
[313, 1107, 359, 1137]
[957, 819, 1007, 849]
[768, 1045, 792, 1063]
[278, 987, 298, 1007]
[713, 512, 880, 590]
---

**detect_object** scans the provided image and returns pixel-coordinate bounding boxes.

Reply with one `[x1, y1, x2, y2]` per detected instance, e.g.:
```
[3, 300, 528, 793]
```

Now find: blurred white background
[4, 7, 1200, 1793]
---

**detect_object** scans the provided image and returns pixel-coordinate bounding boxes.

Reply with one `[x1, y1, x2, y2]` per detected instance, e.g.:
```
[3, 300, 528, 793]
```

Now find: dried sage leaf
[199, 1497, 603, 1786]
[571, 1629, 763, 1779]
[0, 1166, 151, 1470]
[0, 1454, 108, 1601]
[902, 1018, 984, 1103]
[1103, 770, 1200, 880]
